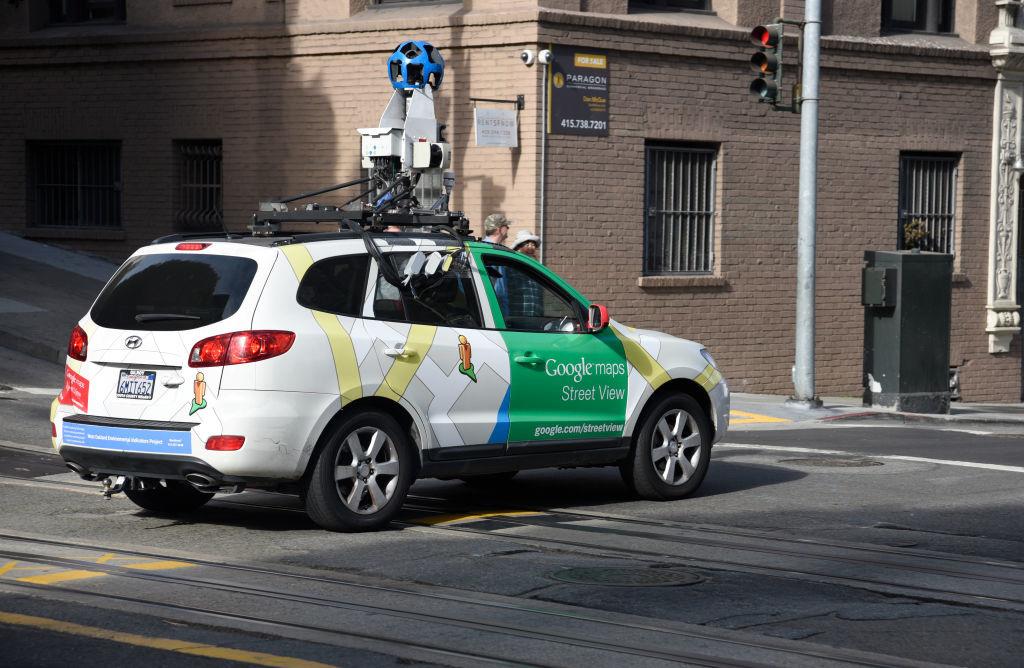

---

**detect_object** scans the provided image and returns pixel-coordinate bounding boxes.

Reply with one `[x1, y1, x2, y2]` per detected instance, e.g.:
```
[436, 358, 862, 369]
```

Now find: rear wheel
[124, 478, 214, 514]
[305, 410, 414, 532]
[620, 393, 711, 500]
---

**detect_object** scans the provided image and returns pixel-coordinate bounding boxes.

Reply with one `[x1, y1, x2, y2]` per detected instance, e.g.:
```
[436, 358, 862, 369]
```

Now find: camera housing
[537, 49, 553, 65]
[520, 50, 535, 66]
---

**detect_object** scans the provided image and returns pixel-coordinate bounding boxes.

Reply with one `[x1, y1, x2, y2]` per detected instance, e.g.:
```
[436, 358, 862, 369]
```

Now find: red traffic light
[750, 24, 783, 48]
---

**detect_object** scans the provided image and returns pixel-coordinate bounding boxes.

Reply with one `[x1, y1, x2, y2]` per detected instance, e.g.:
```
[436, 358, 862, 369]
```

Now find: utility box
[862, 250, 953, 414]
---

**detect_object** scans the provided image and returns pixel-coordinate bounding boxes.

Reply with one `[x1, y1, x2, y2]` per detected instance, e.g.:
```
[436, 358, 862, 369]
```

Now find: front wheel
[124, 478, 214, 514]
[305, 410, 414, 532]
[620, 393, 711, 500]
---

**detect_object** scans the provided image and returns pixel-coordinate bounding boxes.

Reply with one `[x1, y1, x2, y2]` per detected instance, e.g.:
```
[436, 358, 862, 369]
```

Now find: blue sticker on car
[62, 422, 190, 454]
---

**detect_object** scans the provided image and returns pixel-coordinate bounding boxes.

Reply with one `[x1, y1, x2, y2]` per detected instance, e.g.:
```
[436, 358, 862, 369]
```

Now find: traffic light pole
[792, 0, 822, 408]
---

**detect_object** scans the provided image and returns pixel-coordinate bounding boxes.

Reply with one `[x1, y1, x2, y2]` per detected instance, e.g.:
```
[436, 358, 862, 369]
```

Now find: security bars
[644, 144, 716, 275]
[898, 153, 958, 254]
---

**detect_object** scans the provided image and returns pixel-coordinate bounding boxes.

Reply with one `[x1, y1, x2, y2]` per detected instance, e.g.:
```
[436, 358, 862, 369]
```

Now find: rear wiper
[134, 313, 202, 323]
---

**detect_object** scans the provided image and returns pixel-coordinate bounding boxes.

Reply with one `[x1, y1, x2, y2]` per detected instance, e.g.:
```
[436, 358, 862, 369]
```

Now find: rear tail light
[51, 422, 57, 437]
[189, 330, 295, 367]
[206, 435, 245, 451]
[68, 325, 88, 362]
[175, 242, 211, 251]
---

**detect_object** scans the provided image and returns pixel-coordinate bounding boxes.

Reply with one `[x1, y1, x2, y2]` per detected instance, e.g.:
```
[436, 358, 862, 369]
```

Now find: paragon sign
[548, 45, 609, 137]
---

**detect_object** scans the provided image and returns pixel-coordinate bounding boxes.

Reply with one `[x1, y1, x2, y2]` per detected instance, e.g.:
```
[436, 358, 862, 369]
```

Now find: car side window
[373, 253, 482, 328]
[296, 254, 370, 317]
[482, 255, 583, 333]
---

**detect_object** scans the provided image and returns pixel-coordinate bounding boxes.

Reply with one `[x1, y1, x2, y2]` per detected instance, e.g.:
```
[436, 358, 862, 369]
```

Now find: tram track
[0, 531, 937, 668]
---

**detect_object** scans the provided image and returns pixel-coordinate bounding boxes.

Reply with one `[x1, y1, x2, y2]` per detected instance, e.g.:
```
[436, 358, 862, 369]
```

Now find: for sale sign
[548, 46, 609, 136]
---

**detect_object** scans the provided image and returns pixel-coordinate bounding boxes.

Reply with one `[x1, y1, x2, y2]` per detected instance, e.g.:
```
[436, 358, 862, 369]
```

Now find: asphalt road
[1, 347, 1023, 667]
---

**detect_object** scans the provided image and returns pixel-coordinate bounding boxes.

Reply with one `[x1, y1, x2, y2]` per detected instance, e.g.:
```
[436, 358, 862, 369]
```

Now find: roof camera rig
[250, 40, 469, 241]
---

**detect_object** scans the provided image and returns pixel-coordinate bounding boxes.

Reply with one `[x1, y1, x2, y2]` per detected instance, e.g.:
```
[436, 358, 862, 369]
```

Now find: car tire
[458, 471, 518, 486]
[620, 393, 711, 500]
[305, 410, 414, 532]
[124, 478, 214, 514]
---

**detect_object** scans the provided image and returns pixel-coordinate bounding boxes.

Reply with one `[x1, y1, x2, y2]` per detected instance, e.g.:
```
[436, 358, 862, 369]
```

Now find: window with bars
[174, 140, 223, 232]
[643, 144, 716, 275]
[882, 0, 953, 34]
[898, 153, 958, 254]
[48, 0, 126, 25]
[27, 141, 122, 229]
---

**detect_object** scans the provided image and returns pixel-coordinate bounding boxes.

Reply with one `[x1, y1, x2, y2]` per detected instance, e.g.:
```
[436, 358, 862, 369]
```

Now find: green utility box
[862, 250, 953, 414]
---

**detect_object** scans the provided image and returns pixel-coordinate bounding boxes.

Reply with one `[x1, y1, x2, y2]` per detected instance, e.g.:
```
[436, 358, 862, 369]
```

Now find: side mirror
[587, 304, 609, 332]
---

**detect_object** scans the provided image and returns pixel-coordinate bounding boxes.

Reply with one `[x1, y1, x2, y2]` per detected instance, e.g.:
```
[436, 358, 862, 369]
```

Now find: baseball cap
[483, 213, 510, 233]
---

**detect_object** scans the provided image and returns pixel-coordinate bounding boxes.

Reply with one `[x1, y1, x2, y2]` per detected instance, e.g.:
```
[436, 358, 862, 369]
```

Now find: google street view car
[50, 42, 729, 532]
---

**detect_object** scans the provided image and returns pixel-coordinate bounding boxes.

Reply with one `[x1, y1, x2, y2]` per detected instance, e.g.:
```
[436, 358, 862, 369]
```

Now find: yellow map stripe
[0, 611, 334, 668]
[281, 245, 362, 405]
[377, 325, 436, 401]
[695, 364, 722, 392]
[610, 325, 670, 390]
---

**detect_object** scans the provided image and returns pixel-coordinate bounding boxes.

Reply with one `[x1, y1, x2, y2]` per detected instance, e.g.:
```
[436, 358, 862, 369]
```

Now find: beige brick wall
[0, 1, 1019, 402]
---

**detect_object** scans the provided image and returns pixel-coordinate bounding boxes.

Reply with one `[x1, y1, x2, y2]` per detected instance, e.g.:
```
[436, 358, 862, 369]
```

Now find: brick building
[2, 0, 1023, 402]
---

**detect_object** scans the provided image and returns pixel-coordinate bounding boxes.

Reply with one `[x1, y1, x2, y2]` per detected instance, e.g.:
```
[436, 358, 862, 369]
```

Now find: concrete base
[785, 397, 824, 409]
[866, 391, 951, 415]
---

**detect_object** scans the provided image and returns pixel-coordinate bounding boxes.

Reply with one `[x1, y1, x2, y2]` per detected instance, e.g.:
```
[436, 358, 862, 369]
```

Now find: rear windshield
[91, 253, 259, 331]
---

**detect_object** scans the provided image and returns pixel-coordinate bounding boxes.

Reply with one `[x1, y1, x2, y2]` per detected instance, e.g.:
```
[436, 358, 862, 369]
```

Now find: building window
[898, 153, 958, 254]
[883, 0, 953, 34]
[48, 0, 126, 25]
[175, 140, 223, 232]
[27, 141, 122, 229]
[629, 0, 709, 11]
[643, 144, 716, 275]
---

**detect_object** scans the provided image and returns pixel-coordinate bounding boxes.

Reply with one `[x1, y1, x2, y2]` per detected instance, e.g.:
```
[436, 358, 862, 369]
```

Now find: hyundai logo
[125, 336, 142, 349]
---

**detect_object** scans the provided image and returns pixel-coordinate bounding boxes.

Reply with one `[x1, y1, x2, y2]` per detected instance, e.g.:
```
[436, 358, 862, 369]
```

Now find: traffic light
[749, 24, 784, 104]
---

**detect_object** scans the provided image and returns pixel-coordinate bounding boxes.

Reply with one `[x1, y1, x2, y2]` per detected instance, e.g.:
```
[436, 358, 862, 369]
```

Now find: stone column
[987, 1, 1024, 353]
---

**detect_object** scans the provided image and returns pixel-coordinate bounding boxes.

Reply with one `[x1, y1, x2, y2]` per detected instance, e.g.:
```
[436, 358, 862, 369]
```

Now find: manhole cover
[781, 457, 884, 468]
[548, 567, 701, 587]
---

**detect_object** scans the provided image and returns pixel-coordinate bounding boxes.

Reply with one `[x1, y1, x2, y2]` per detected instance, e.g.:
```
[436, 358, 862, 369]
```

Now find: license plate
[117, 370, 156, 400]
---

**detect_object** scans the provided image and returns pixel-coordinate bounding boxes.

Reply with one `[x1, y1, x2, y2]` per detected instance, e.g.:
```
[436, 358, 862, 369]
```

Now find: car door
[474, 250, 628, 447]
[365, 250, 513, 452]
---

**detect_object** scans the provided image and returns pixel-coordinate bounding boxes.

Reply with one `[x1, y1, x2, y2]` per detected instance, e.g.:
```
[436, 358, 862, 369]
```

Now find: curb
[820, 409, 1024, 429]
[0, 328, 64, 366]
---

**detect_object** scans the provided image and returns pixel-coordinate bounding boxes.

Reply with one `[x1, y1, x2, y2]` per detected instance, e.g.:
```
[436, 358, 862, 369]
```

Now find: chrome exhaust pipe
[65, 461, 98, 481]
[184, 472, 219, 491]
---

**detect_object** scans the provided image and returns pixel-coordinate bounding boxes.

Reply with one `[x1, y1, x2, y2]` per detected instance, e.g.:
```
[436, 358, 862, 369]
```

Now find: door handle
[514, 353, 543, 365]
[384, 346, 416, 359]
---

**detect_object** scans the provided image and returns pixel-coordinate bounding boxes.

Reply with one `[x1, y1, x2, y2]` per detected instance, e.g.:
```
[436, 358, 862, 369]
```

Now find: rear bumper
[53, 389, 338, 481]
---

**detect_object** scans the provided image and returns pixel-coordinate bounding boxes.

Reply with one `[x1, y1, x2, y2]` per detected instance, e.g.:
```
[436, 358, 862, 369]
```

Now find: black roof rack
[250, 206, 472, 238]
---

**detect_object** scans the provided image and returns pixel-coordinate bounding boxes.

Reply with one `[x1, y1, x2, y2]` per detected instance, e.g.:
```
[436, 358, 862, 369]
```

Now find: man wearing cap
[481, 213, 511, 314]
[482, 213, 510, 246]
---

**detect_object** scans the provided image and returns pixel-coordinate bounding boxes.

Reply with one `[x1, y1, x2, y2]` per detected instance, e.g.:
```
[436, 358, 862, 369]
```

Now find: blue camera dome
[387, 40, 445, 92]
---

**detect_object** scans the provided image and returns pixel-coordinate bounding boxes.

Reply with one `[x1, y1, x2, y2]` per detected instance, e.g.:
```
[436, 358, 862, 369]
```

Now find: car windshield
[90, 253, 258, 331]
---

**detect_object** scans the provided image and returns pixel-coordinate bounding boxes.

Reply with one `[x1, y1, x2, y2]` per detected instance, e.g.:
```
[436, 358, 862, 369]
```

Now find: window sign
[474, 108, 519, 148]
[548, 46, 609, 136]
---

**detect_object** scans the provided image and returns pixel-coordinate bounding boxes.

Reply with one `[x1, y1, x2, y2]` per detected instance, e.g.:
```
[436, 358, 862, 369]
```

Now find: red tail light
[68, 325, 88, 362]
[175, 243, 210, 251]
[51, 422, 57, 437]
[206, 435, 245, 451]
[189, 331, 295, 367]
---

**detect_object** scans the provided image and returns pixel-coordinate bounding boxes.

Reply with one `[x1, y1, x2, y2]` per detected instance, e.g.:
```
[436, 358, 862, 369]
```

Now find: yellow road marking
[95, 553, 117, 564]
[0, 611, 335, 668]
[17, 569, 107, 585]
[413, 511, 545, 526]
[123, 560, 194, 571]
[0, 561, 17, 576]
[729, 409, 792, 425]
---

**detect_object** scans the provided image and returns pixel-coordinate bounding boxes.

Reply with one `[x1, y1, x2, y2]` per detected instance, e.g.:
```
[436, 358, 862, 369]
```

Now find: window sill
[24, 227, 126, 241]
[952, 272, 970, 286]
[637, 275, 727, 289]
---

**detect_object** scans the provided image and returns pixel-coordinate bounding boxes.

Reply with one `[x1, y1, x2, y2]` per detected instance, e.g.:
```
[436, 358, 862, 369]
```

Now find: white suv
[52, 231, 729, 531]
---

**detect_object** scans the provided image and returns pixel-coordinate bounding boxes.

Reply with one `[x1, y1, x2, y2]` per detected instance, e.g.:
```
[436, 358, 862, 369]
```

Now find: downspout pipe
[540, 57, 549, 264]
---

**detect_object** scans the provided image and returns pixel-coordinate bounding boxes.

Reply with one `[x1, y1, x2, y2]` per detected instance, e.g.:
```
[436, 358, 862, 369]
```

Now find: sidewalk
[730, 392, 1024, 430]
[0, 231, 118, 364]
